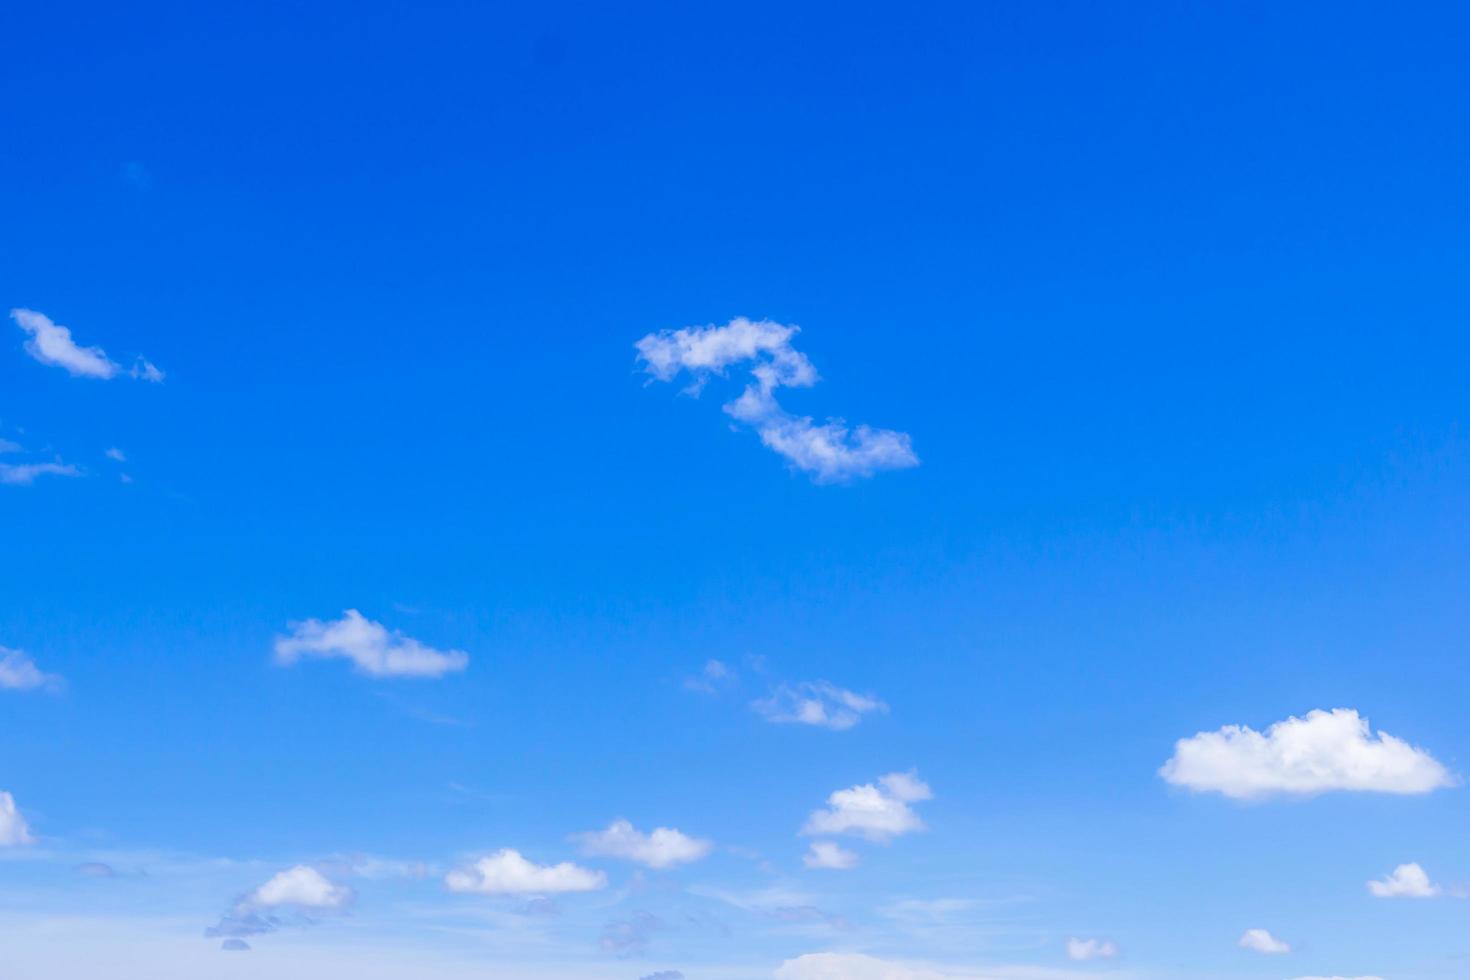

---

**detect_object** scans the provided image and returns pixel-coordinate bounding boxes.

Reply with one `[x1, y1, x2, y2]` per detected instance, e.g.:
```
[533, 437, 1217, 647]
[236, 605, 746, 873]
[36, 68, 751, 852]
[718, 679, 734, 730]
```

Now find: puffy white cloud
[0, 791, 35, 846]
[250, 865, 354, 909]
[753, 682, 888, 731]
[802, 771, 932, 842]
[803, 841, 860, 870]
[1065, 937, 1118, 961]
[11, 308, 120, 378]
[1367, 862, 1441, 898]
[572, 819, 712, 869]
[0, 647, 59, 691]
[274, 609, 468, 679]
[1238, 928, 1290, 954]
[636, 317, 918, 482]
[1160, 708, 1455, 799]
[445, 849, 607, 895]
[0, 461, 79, 486]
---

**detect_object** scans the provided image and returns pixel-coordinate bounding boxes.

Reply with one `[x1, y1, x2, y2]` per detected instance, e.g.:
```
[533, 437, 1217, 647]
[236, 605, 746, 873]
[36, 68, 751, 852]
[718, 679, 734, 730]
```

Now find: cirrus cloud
[1160, 708, 1454, 799]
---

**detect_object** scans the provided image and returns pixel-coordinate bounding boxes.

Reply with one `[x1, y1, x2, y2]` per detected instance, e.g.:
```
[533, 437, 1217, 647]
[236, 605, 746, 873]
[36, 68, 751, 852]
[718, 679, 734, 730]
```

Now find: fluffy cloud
[250, 865, 355, 909]
[1160, 708, 1455, 799]
[572, 820, 712, 869]
[0, 461, 79, 486]
[11, 308, 120, 378]
[803, 841, 860, 870]
[274, 609, 468, 679]
[0, 791, 35, 846]
[1065, 938, 1118, 961]
[636, 317, 918, 482]
[753, 682, 888, 731]
[802, 771, 932, 842]
[1238, 928, 1290, 954]
[0, 647, 59, 691]
[1367, 862, 1441, 898]
[444, 849, 607, 895]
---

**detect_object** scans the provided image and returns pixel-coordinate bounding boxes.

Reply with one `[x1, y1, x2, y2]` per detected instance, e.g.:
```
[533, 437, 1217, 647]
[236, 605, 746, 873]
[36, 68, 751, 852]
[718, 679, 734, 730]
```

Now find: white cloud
[636, 317, 918, 482]
[1367, 862, 1441, 898]
[1238, 928, 1290, 954]
[0, 647, 59, 691]
[250, 865, 354, 909]
[685, 658, 735, 694]
[274, 609, 468, 679]
[754, 682, 888, 731]
[572, 819, 713, 869]
[802, 771, 932, 842]
[1065, 938, 1118, 961]
[0, 791, 35, 846]
[130, 357, 165, 383]
[803, 841, 860, 870]
[1160, 708, 1455, 799]
[105, 447, 127, 462]
[444, 849, 607, 895]
[11, 308, 120, 378]
[0, 461, 80, 486]
[1286, 976, 1383, 980]
[773, 953, 1100, 980]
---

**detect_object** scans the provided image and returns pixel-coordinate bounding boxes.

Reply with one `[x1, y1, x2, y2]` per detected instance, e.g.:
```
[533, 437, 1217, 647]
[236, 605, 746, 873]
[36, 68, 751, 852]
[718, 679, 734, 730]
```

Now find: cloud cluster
[573, 820, 712, 869]
[1367, 862, 1441, 898]
[0, 791, 34, 846]
[802, 771, 931, 842]
[206, 865, 354, 940]
[444, 849, 606, 895]
[0, 647, 60, 691]
[1160, 708, 1455, 799]
[10, 308, 163, 382]
[753, 682, 888, 731]
[1238, 928, 1290, 954]
[636, 317, 918, 482]
[274, 609, 469, 679]
[1065, 937, 1118, 961]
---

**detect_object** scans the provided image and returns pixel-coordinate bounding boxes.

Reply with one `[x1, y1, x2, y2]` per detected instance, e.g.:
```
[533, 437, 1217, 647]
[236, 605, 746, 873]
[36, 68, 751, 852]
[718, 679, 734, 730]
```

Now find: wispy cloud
[0, 461, 79, 486]
[0, 791, 35, 847]
[0, 647, 62, 691]
[802, 841, 859, 870]
[753, 681, 888, 731]
[1065, 937, 1118, 961]
[1160, 708, 1455, 799]
[10, 308, 164, 382]
[274, 609, 469, 679]
[636, 317, 918, 482]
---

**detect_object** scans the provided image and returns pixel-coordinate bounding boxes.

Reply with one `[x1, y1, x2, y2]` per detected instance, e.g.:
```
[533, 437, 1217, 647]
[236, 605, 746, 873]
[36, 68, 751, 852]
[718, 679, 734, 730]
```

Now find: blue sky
[3, 2, 1470, 978]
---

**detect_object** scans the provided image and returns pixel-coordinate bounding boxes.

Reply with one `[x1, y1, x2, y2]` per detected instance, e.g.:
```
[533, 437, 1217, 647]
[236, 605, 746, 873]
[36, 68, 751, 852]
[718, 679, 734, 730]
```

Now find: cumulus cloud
[444, 849, 607, 895]
[1238, 928, 1290, 954]
[274, 609, 468, 679]
[0, 461, 79, 486]
[11, 308, 120, 378]
[1065, 937, 1118, 961]
[0, 791, 35, 846]
[636, 317, 918, 482]
[205, 865, 353, 939]
[754, 681, 888, 731]
[802, 771, 932, 842]
[1160, 708, 1455, 799]
[1368, 862, 1441, 898]
[572, 820, 712, 869]
[0, 647, 60, 691]
[803, 841, 860, 870]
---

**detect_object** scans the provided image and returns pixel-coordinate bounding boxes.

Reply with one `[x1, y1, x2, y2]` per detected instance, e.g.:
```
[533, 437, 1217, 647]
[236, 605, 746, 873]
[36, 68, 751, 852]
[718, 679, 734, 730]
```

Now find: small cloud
[11, 308, 119, 379]
[1160, 708, 1455, 799]
[640, 972, 684, 980]
[105, 447, 127, 462]
[130, 357, 165, 383]
[205, 865, 353, 940]
[1368, 862, 1442, 898]
[444, 849, 606, 895]
[802, 771, 931, 842]
[220, 938, 251, 952]
[685, 658, 734, 694]
[599, 910, 664, 957]
[573, 820, 713, 869]
[1238, 928, 1291, 954]
[636, 317, 918, 483]
[74, 862, 117, 878]
[753, 681, 887, 731]
[1066, 937, 1119, 961]
[0, 791, 35, 847]
[0, 461, 80, 486]
[802, 841, 859, 870]
[0, 438, 20, 453]
[274, 609, 468, 679]
[0, 647, 61, 691]
[121, 161, 152, 190]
